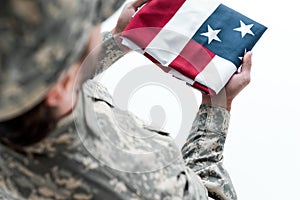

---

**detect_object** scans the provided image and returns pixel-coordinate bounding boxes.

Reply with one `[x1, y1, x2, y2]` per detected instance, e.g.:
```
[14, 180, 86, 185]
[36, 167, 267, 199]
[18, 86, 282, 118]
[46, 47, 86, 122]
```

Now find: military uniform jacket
[0, 34, 237, 200]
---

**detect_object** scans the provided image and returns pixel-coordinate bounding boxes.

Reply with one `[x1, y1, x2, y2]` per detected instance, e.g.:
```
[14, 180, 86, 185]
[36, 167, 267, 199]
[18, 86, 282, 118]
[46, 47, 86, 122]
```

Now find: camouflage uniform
[0, 0, 124, 121]
[0, 34, 236, 199]
[0, 0, 237, 199]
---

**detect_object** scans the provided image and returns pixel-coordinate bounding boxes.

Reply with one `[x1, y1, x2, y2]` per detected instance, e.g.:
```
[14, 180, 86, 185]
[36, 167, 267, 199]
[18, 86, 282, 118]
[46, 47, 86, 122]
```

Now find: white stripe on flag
[168, 69, 195, 85]
[195, 56, 237, 93]
[121, 38, 144, 54]
[145, 0, 220, 66]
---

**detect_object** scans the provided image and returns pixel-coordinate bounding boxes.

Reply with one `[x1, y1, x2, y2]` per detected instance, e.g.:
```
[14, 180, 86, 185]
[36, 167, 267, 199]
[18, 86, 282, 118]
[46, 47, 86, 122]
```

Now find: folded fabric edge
[121, 37, 217, 95]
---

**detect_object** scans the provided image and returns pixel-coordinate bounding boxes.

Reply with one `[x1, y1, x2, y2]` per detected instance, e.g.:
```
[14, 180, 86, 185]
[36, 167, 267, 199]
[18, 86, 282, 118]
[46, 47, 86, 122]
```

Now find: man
[0, 0, 252, 199]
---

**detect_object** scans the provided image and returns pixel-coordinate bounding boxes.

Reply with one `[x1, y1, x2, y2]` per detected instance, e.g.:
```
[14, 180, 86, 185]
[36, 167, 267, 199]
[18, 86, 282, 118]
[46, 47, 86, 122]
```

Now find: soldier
[0, 0, 253, 199]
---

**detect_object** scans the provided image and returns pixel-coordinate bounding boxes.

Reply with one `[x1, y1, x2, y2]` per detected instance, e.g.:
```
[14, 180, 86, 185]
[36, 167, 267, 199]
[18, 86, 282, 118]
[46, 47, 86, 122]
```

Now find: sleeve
[95, 31, 126, 75]
[181, 104, 237, 200]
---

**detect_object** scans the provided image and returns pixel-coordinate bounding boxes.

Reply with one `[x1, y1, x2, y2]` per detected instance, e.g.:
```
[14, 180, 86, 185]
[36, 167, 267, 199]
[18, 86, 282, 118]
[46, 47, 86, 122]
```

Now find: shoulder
[79, 80, 182, 173]
[82, 79, 114, 106]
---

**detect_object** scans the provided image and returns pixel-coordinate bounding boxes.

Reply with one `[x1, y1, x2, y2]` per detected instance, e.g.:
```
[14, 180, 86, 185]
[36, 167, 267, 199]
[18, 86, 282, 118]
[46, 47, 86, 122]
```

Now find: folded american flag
[121, 0, 267, 95]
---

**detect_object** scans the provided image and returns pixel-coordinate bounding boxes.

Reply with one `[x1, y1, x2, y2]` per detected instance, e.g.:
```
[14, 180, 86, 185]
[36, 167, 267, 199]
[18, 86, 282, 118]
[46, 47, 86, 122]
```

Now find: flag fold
[121, 0, 267, 95]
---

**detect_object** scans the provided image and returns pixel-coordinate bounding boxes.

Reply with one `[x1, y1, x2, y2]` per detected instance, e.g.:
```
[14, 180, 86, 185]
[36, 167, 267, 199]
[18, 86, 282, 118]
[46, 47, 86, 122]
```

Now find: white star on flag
[121, 0, 267, 95]
[201, 25, 221, 44]
[234, 20, 254, 38]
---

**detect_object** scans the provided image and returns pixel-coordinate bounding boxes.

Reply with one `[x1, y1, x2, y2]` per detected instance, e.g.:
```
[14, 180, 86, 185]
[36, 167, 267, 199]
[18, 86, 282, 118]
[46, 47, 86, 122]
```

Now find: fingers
[131, 0, 150, 10]
[237, 51, 252, 87]
[241, 51, 252, 73]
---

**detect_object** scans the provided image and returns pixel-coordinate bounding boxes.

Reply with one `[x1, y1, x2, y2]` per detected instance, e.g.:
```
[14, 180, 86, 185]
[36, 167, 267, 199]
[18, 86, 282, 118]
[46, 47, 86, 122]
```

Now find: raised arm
[96, 0, 149, 74]
[182, 52, 252, 199]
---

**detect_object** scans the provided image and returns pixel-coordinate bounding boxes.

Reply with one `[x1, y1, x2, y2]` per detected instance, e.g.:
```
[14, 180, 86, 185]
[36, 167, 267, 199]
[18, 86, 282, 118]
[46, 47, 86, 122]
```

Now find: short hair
[0, 99, 59, 147]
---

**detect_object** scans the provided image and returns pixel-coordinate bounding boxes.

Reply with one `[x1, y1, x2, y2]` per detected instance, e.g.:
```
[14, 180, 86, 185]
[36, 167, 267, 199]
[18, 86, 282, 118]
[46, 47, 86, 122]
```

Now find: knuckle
[242, 76, 251, 86]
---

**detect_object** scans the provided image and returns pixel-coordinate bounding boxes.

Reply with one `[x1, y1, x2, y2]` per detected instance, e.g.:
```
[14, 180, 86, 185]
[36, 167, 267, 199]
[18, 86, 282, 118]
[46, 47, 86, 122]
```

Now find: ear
[45, 73, 72, 107]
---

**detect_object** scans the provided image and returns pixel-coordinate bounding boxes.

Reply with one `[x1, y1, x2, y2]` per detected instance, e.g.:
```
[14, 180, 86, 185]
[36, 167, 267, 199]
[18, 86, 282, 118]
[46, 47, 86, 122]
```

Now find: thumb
[132, 0, 150, 10]
[241, 51, 252, 73]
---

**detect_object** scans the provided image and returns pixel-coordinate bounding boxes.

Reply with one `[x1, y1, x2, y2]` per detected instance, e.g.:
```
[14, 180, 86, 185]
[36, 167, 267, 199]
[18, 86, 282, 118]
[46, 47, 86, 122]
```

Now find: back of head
[0, 0, 125, 121]
[0, 0, 125, 146]
[0, 0, 96, 121]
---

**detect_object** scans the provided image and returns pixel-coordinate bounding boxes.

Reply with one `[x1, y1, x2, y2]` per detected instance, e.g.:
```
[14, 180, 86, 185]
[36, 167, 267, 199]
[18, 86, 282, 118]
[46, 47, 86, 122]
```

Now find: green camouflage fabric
[0, 79, 235, 199]
[96, 31, 126, 74]
[97, 34, 236, 199]
[93, 1, 126, 24]
[0, 0, 125, 121]
[182, 105, 237, 200]
[0, 35, 236, 199]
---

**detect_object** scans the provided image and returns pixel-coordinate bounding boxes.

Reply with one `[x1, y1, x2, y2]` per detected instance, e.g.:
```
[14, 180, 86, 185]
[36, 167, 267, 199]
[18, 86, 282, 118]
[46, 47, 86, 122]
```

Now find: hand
[201, 52, 253, 111]
[111, 0, 149, 51]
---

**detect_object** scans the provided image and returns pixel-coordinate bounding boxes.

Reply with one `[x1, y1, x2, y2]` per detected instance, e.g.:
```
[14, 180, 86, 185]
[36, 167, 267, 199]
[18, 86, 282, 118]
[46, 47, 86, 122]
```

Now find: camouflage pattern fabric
[0, 35, 236, 200]
[0, 28, 236, 199]
[0, 77, 235, 199]
[0, 0, 125, 121]
[182, 105, 237, 200]
[93, 1, 126, 24]
[96, 31, 126, 74]
[0, 0, 95, 121]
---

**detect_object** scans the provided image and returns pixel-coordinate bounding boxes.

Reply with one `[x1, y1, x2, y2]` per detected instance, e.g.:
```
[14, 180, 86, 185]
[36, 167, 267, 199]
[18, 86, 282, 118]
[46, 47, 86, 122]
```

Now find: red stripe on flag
[122, 0, 186, 49]
[192, 82, 216, 96]
[144, 52, 160, 64]
[169, 39, 215, 79]
[144, 52, 171, 73]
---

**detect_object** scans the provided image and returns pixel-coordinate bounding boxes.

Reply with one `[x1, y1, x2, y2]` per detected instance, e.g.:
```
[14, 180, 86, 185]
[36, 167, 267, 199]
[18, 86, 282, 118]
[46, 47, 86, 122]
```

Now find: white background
[98, 0, 300, 199]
